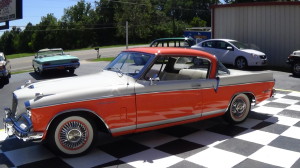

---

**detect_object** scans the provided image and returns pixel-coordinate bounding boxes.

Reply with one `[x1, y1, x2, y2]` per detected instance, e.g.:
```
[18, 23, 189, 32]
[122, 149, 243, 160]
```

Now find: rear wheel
[48, 115, 96, 157]
[292, 62, 300, 76]
[224, 94, 250, 124]
[235, 57, 248, 69]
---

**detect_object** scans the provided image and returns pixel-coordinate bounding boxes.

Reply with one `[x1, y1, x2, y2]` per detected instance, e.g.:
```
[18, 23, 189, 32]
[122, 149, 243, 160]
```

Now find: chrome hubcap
[232, 99, 246, 118]
[59, 121, 88, 149]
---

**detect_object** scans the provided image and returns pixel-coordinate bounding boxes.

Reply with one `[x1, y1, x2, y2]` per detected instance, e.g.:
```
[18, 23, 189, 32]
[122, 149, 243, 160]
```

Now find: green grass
[89, 57, 115, 62]
[12, 69, 34, 75]
[7, 53, 35, 59]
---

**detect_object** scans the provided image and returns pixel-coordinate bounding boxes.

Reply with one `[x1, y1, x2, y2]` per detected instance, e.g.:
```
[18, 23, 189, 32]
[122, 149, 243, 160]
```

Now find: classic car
[150, 37, 195, 48]
[0, 52, 11, 84]
[191, 39, 267, 69]
[4, 47, 275, 157]
[32, 48, 80, 75]
[286, 50, 300, 76]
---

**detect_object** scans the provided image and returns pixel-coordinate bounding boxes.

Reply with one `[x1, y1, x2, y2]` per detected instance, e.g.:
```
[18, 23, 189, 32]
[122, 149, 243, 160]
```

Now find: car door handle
[192, 83, 202, 88]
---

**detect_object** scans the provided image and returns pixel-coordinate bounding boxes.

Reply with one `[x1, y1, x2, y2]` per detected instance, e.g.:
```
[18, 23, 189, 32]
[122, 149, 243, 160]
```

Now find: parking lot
[0, 50, 300, 167]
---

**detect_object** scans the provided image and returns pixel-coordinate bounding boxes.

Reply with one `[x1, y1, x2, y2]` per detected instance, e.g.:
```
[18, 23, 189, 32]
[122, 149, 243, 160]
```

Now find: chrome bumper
[3, 108, 44, 142]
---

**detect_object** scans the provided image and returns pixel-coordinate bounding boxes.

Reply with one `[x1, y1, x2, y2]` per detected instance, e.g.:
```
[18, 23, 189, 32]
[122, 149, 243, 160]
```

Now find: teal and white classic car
[32, 48, 80, 75]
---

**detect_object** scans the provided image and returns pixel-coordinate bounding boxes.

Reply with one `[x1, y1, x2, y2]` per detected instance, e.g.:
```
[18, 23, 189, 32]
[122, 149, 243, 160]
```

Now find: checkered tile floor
[1, 90, 300, 168]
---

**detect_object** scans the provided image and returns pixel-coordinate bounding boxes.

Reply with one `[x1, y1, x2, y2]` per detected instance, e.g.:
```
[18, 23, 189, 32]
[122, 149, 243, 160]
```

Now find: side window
[202, 41, 213, 48]
[145, 56, 210, 81]
[218, 41, 230, 50]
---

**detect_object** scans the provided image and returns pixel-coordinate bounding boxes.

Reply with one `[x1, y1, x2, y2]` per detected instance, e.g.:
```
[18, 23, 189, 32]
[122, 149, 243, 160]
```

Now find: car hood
[0, 61, 4, 66]
[241, 49, 265, 55]
[35, 55, 79, 62]
[13, 70, 131, 114]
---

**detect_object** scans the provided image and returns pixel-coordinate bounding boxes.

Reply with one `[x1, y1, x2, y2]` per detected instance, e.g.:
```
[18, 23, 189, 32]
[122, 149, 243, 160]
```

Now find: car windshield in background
[37, 50, 64, 57]
[0, 56, 4, 61]
[230, 41, 249, 49]
[105, 52, 153, 77]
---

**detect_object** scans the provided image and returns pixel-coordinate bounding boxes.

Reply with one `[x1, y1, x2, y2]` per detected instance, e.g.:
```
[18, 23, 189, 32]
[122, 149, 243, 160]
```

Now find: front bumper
[0, 69, 9, 77]
[3, 108, 43, 142]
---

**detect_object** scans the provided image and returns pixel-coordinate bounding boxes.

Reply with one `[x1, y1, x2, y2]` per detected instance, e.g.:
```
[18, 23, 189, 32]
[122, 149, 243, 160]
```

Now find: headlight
[251, 53, 259, 58]
[26, 109, 32, 118]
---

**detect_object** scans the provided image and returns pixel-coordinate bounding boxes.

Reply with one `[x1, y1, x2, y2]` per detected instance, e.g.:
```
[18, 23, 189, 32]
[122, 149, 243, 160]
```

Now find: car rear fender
[225, 92, 256, 112]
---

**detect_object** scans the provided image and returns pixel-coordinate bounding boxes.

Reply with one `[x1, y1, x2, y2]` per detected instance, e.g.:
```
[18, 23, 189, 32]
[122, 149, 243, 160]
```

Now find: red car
[4, 47, 275, 156]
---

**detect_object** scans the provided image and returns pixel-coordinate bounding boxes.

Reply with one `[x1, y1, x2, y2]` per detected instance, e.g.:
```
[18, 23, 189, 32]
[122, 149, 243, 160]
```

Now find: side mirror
[149, 74, 160, 85]
[227, 46, 233, 51]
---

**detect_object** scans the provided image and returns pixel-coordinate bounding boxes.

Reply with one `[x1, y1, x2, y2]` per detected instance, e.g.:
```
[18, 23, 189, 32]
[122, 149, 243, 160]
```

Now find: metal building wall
[212, 2, 300, 67]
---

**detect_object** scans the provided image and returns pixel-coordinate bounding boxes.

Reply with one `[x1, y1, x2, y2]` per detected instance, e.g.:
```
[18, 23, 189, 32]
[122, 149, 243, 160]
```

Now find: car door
[134, 56, 212, 130]
[216, 41, 235, 64]
[198, 41, 217, 55]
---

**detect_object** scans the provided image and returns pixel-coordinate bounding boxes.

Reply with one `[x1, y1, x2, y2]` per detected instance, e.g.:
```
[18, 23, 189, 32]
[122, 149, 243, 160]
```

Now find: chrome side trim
[202, 109, 226, 117]
[111, 109, 226, 134]
[110, 125, 136, 134]
[32, 80, 271, 110]
[33, 94, 135, 110]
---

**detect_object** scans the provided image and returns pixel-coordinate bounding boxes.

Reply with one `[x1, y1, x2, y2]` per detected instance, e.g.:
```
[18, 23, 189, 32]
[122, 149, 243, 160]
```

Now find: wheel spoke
[59, 120, 88, 149]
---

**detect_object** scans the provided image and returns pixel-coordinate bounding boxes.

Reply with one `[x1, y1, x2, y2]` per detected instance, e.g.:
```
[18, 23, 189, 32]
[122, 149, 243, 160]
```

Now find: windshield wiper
[107, 67, 124, 77]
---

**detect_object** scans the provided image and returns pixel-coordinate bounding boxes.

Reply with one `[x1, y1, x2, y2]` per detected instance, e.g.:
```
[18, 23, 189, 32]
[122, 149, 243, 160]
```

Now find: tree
[61, 0, 95, 48]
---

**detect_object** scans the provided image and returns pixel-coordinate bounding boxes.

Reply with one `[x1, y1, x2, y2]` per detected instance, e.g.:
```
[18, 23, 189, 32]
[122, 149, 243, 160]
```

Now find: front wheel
[48, 115, 95, 157]
[292, 62, 300, 76]
[68, 69, 75, 74]
[235, 57, 248, 69]
[224, 94, 250, 124]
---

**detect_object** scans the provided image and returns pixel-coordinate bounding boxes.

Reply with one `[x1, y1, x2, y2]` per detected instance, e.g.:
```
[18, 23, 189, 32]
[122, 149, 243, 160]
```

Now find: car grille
[12, 93, 18, 113]
[260, 55, 267, 59]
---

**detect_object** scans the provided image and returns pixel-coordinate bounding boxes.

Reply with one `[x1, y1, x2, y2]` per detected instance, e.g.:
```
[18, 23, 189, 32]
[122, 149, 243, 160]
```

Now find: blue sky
[1, 0, 94, 33]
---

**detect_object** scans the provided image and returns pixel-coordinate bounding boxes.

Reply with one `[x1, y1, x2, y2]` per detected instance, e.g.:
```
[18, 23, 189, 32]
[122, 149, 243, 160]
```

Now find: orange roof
[125, 47, 216, 60]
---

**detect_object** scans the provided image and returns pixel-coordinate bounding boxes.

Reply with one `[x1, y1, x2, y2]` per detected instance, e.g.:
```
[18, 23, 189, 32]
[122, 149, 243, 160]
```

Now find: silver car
[191, 39, 267, 69]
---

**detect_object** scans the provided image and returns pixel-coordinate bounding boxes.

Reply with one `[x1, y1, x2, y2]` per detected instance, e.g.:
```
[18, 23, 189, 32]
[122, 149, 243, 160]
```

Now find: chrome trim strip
[135, 80, 273, 96]
[202, 109, 226, 117]
[111, 109, 226, 134]
[218, 80, 274, 87]
[111, 125, 136, 134]
[34, 94, 135, 109]
[33, 80, 272, 110]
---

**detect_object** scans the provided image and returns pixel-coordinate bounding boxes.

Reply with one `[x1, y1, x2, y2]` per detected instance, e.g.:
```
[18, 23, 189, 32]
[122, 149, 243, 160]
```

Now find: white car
[191, 39, 267, 69]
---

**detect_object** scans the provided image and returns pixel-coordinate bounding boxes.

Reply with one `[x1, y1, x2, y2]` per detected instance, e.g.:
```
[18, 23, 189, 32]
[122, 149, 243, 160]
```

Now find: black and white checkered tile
[1, 90, 300, 168]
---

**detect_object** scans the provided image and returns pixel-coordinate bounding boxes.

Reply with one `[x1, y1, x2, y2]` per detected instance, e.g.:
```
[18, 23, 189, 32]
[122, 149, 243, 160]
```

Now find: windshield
[230, 41, 249, 49]
[37, 50, 64, 57]
[105, 51, 153, 77]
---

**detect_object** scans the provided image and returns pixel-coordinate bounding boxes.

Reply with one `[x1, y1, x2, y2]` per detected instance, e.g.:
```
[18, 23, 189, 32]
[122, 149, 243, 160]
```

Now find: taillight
[43, 63, 50, 66]
[0, 65, 5, 70]
[71, 60, 78, 63]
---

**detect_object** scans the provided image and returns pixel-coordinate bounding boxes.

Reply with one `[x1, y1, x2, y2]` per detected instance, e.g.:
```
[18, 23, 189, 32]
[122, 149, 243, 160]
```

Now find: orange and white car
[4, 47, 275, 156]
